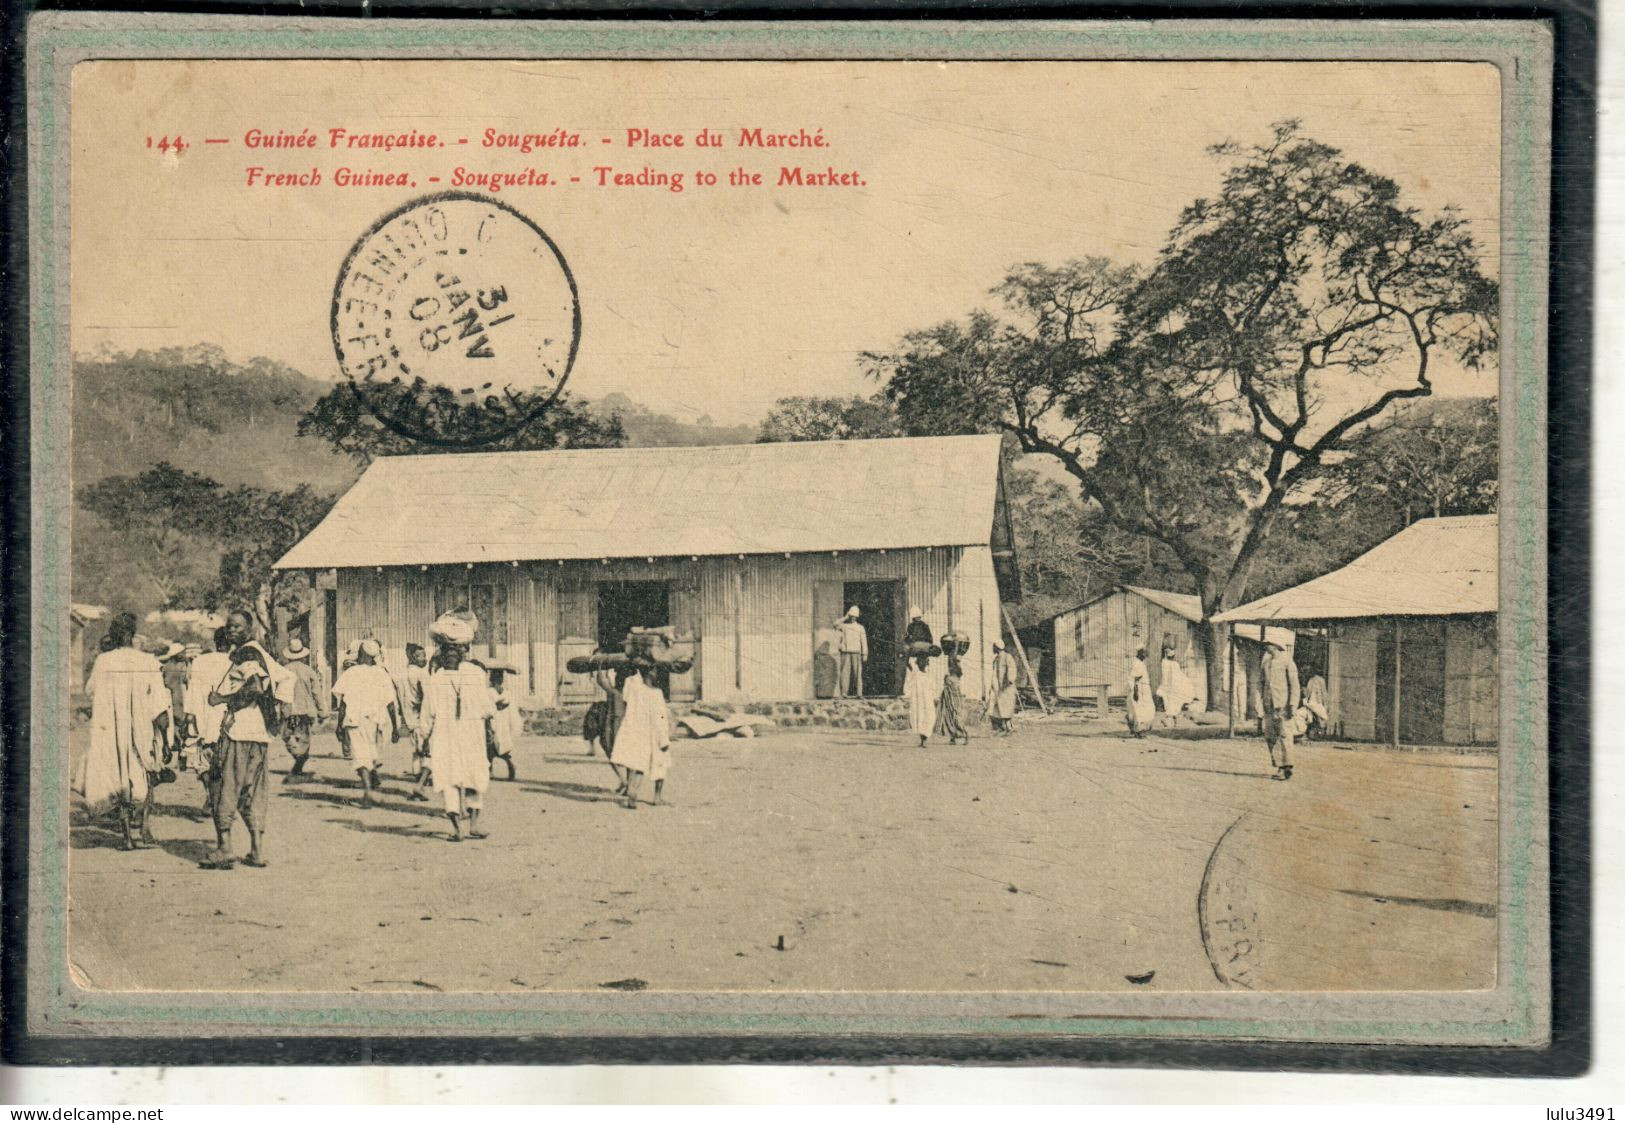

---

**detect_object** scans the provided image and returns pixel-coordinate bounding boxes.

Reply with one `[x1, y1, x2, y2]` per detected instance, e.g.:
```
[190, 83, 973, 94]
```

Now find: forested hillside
[72, 346, 361, 493]
[70, 347, 756, 615]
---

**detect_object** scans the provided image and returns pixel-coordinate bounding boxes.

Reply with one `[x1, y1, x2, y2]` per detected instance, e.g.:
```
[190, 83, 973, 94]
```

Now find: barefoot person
[1126, 648, 1156, 738]
[987, 640, 1018, 735]
[485, 662, 522, 781]
[396, 643, 432, 800]
[933, 648, 970, 746]
[74, 612, 170, 850]
[609, 659, 672, 809]
[1156, 639, 1198, 728]
[330, 638, 400, 808]
[419, 615, 496, 841]
[203, 610, 293, 869]
[904, 650, 937, 748]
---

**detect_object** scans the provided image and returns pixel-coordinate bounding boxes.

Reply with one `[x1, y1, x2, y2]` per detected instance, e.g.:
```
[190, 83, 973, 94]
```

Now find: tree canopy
[298, 380, 626, 466]
[867, 122, 1499, 704]
[77, 462, 335, 635]
[758, 394, 902, 443]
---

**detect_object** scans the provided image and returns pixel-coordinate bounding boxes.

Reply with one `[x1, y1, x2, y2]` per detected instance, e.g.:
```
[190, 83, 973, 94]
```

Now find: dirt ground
[67, 716, 1498, 994]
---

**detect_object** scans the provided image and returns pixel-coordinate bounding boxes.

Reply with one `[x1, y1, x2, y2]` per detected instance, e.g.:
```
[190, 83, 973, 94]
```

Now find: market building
[275, 435, 1019, 707]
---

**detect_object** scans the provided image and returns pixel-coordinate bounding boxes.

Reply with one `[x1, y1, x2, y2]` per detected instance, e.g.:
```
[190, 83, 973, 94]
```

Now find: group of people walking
[73, 607, 542, 864]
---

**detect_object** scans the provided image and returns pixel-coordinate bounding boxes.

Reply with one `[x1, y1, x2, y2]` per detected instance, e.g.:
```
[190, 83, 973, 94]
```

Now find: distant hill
[73, 346, 361, 493]
[586, 392, 758, 447]
[69, 347, 762, 613]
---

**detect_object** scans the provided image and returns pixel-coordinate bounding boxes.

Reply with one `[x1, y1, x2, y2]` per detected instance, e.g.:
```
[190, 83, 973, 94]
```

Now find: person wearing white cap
[420, 612, 497, 840]
[330, 637, 401, 807]
[834, 606, 868, 699]
[1259, 639, 1300, 781]
[278, 638, 328, 782]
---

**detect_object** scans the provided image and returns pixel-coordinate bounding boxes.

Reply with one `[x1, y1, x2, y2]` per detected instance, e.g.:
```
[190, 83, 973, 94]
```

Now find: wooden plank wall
[1443, 616, 1499, 746]
[336, 546, 1003, 707]
[1050, 592, 1208, 703]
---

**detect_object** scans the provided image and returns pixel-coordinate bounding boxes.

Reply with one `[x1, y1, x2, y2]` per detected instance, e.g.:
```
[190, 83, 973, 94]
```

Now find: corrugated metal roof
[1214, 514, 1498, 624]
[276, 434, 1005, 570]
[1120, 585, 1204, 623]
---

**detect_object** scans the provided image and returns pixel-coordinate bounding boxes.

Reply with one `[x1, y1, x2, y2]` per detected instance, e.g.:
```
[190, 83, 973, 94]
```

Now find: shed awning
[1214, 515, 1498, 624]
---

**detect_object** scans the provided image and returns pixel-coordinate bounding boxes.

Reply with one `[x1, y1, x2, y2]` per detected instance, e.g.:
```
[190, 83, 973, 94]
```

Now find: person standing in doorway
[834, 606, 868, 699]
[1259, 640, 1301, 781]
[987, 640, 1018, 735]
[278, 638, 327, 783]
[330, 638, 400, 808]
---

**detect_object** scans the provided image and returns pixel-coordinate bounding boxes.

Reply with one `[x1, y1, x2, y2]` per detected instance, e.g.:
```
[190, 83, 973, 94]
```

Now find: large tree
[76, 463, 335, 636]
[299, 380, 625, 467]
[758, 394, 902, 443]
[869, 122, 1498, 707]
[78, 463, 227, 606]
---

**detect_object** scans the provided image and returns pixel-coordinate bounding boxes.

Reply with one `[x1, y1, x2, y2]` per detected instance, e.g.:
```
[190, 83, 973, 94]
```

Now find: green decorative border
[27, 16, 1552, 1044]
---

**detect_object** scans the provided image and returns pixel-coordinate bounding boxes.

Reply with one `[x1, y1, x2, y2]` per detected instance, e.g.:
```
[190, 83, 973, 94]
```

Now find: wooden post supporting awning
[1392, 616, 1403, 750]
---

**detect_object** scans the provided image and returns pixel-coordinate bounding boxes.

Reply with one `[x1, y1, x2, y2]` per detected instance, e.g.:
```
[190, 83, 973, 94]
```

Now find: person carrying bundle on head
[420, 612, 497, 841]
[609, 656, 673, 810]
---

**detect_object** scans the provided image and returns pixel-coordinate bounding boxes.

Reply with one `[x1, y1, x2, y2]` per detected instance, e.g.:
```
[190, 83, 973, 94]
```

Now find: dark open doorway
[597, 580, 670, 652]
[843, 579, 902, 696]
[1375, 618, 1445, 745]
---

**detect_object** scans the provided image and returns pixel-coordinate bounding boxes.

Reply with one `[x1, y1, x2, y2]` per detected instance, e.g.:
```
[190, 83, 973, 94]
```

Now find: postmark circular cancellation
[331, 192, 581, 447]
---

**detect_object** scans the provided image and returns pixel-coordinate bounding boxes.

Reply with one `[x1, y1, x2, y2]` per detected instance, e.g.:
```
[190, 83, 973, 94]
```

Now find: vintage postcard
[21, 15, 1553, 1052]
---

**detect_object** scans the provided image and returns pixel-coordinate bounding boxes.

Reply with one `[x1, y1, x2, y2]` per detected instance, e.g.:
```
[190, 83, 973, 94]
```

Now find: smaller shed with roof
[1215, 514, 1498, 747]
[1036, 585, 1292, 715]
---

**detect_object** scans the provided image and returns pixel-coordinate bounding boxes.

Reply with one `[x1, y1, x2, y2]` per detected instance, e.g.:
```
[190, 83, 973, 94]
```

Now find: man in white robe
[609, 663, 672, 809]
[74, 613, 169, 850]
[421, 615, 496, 840]
[331, 638, 401, 807]
[1127, 649, 1156, 737]
[988, 641, 1018, 734]
[903, 652, 937, 748]
[1157, 648, 1198, 725]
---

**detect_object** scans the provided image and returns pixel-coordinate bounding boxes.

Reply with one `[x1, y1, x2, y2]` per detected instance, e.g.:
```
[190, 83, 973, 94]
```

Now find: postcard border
[10, 11, 1577, 1065]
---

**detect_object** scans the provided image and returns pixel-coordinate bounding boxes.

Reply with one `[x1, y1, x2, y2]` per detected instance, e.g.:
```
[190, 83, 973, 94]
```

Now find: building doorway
[1375, 618, 1446, 745]
[843, 579, 903, 696]
[597, 580, 670, 652]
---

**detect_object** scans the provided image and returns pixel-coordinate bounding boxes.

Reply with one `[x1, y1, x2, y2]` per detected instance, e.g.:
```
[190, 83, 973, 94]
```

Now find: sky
[71, 60, 1502, 424]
